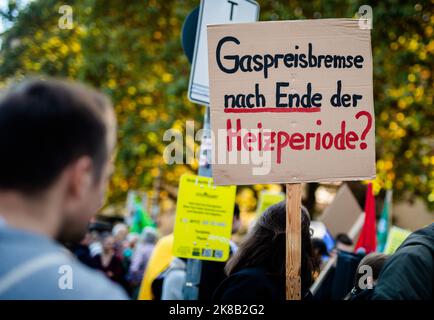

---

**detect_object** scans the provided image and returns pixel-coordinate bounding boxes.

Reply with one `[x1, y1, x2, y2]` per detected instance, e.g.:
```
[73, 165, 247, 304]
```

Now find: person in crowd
[137, 233, 174, 300]
[88, 230, 103, 257]
[345, 252, 389, 300]
[156, 204, 241, 301]
[334, 233, 353, 253]
[368, 223, 434, 300]
[0, 78, 127, 299]
[70, 231, 98, 269]
[128, 227, 158, 297]
[112, 223, 129, 259]
[213, 201, 317, 301]
[121, 232, 139, 278]
[125, 232, 140, 257]
[161, 257, 187, 300]
[92, 234, 127, 289]
[312, 233, 360, 301]
[113, 223, 129, 241]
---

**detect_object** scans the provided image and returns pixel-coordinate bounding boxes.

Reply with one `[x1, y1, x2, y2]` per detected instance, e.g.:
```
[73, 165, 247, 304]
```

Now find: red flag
[355, 183, 377, 253]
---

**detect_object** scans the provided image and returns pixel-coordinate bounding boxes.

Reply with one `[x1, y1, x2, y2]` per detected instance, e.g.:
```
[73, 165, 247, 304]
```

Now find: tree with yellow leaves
[0, 0, 432, 211]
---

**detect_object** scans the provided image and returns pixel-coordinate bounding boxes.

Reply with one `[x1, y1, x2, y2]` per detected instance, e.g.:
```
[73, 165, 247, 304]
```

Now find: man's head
[102, 234, 116, 253]
[354, 252, 389, 290]
[0, 78, 117, 243]
[335, 233, 353, 252]
[112, 223, 128, 242]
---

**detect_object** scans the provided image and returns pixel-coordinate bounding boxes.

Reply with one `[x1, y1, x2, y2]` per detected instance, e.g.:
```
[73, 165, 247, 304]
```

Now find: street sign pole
[182, 0, 259, 300]
[184, 106, 211, 300]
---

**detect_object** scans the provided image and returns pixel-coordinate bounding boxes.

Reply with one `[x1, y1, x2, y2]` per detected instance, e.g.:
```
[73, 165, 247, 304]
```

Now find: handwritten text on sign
[207, 19, 376, 185]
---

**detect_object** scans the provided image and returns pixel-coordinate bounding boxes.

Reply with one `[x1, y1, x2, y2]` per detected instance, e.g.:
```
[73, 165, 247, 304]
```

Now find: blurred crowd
[0, 79, 432, 301]
[66, 202, 241, 300]
[67, 201, 433, 301]
[69, 223, 157, 298]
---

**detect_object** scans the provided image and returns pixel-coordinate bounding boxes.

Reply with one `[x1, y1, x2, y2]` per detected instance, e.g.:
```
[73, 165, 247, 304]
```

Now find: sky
[0, 0, 32, 48]
[0, 0, 31, 33]
[0, 0, 7, 33]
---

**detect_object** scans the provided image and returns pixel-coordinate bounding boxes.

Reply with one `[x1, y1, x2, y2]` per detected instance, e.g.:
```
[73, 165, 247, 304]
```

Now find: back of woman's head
[354, 252, 389, 288]
[225, 201, 316, 294]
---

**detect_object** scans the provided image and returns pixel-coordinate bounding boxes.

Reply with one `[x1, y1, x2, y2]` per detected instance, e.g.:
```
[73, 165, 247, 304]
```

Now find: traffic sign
[188, 0, 259, 105]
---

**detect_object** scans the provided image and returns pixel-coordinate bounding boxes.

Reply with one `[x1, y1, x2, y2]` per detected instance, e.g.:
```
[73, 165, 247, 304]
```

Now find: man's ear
[67, 156, 94, 199]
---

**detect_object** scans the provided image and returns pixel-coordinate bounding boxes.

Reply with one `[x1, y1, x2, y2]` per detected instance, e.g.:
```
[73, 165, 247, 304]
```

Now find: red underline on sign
[224, 107, 321, 113]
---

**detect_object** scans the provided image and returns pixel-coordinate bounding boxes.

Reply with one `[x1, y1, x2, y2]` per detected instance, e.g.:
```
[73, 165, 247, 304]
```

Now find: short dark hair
[0, 78, 113, 193]
[335, 233, 353, 246]
[354, 252, 389, 289]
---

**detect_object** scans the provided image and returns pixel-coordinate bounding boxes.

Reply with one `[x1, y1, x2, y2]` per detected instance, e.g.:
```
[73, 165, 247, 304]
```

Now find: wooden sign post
[285, 183, 302, 300]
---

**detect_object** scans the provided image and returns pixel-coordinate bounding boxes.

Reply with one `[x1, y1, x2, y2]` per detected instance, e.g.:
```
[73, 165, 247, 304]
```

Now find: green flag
[127, 191, 156, 233]
[131, 202, 155, 233]
[377, 189, 392, 252]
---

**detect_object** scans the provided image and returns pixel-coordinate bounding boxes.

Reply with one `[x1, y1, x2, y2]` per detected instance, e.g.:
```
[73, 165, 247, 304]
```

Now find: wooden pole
[286, 183, 302, 300]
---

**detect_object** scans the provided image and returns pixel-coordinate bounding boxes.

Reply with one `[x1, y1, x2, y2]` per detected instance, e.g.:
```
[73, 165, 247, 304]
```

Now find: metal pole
[183, 106, 212, 300]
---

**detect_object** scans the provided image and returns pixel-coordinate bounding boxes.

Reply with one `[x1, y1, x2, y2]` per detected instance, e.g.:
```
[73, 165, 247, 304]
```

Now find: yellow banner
[256, 191, 285, 216]
[173, 174, 236, 262]
[383, 226, 411, 255]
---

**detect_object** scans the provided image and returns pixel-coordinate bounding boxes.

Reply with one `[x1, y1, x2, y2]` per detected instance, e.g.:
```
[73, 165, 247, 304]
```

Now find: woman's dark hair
[312, 238, 329, 257]
[225, 201, 317, 295]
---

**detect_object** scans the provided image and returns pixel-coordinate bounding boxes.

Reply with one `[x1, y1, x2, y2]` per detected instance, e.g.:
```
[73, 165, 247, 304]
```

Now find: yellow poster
[256, 191, 285, 216]
[383, 226, 411, 255]
[173, 174, 236, 262]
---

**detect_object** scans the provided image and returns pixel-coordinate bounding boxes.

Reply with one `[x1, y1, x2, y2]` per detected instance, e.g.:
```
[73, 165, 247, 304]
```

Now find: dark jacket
[213, 266, 312, 301]
[213, 266, 285, 301]
[197, 243, 236, 301]
[370, 223, 434, 300]
[199, 260, 228, 301]
[71, 244, 97, 269]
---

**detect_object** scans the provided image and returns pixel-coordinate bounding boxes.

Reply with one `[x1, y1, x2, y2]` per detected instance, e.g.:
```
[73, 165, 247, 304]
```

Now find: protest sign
[256, 190, 285, 215]
[207, 18, 375, 300]
[173, 174, 236, 262]
[383, 226, 411, 255]
[207, 19, 375, 185]
[319, 183, 363, 239]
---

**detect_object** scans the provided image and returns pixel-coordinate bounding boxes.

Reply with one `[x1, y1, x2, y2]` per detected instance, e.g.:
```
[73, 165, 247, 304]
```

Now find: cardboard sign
[188, 0, 259, 105]
[207, 19, 376, 185]
[256, 191, 285, 215]
[383, 226, 411, 255]
[319, 183, 363, 239]
[173, 174, 236, 262]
